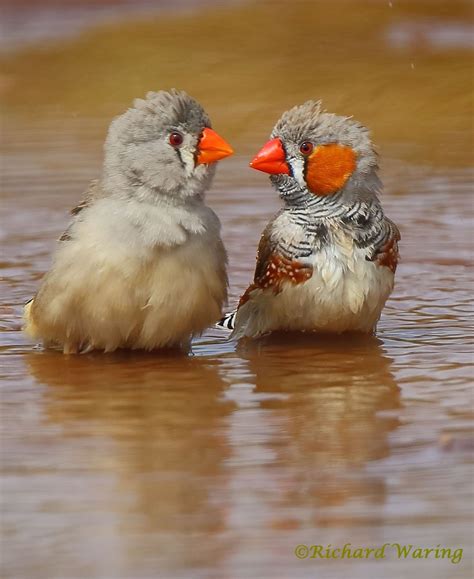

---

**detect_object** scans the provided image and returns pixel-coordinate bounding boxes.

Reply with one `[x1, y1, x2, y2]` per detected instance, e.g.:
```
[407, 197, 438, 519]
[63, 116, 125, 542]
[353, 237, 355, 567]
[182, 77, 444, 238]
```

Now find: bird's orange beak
[249, 138, 290, 175]
[196, 128, 234, 165]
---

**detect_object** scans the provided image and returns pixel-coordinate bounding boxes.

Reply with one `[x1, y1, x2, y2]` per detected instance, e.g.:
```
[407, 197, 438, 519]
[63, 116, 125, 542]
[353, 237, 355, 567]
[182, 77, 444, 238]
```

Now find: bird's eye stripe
[279, 140, 294, 177]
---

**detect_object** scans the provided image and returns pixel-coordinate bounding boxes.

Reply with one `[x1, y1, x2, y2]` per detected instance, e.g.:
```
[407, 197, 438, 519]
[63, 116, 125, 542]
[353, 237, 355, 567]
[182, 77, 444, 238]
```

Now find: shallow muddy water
[1, 1, 473, 578]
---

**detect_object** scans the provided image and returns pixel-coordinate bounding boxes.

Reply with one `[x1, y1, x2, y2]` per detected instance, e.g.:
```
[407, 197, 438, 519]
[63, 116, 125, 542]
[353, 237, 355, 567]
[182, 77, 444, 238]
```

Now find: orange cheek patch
[306, 144, 356, 195]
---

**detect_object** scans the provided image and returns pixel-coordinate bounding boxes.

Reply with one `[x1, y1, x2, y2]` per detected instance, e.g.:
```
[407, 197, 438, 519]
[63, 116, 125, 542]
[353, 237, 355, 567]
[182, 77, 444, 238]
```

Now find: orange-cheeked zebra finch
[218, 100, 400, 339]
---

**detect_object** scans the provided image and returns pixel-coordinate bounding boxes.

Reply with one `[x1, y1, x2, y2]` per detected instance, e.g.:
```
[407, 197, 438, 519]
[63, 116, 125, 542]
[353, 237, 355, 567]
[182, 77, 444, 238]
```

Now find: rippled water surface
[1, 1, 473, 578]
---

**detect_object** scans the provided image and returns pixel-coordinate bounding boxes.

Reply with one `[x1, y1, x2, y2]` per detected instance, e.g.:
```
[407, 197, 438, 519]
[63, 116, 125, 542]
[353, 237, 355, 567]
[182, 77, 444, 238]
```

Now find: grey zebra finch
[24, 90, 233, 353]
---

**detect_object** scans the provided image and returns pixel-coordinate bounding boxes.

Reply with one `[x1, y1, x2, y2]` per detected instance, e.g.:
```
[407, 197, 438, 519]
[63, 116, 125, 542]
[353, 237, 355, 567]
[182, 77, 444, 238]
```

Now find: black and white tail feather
[216, 310, 237, 330]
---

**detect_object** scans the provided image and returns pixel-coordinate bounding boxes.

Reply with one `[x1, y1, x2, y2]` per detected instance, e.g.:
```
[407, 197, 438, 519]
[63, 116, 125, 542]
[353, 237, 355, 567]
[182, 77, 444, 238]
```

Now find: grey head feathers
[102, 89, 215, 203]
[270, 100, 382, 205]
[110, 89, 211, 145]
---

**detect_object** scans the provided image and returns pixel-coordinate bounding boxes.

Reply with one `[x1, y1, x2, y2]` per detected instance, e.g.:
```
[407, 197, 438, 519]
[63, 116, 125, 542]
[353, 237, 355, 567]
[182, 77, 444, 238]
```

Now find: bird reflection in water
[230, 332, 401, 532]
[24, 332, 401, 575]
[25, 350, 234, 577]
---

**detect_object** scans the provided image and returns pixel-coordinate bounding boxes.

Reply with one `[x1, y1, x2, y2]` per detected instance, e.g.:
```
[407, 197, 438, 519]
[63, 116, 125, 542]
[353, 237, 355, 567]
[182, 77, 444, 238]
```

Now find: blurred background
[1, 1, 473, 578]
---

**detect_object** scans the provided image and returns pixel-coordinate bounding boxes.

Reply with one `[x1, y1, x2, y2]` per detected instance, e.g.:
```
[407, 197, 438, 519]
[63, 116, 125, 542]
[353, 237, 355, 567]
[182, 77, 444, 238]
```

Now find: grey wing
[59, 180, 102, 241]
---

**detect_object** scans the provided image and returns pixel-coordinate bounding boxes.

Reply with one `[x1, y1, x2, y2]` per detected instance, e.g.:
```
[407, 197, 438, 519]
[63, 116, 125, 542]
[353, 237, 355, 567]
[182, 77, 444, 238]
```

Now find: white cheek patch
[179, 148, 197, 178]
[193, 163, 208, 178]
[289, 157, 306, 188]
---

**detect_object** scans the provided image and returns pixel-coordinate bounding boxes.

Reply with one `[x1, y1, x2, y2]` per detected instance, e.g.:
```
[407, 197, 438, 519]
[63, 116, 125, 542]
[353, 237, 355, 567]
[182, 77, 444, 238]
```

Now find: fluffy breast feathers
[231, 215, 399, 338]
[24, 189, 228, 353]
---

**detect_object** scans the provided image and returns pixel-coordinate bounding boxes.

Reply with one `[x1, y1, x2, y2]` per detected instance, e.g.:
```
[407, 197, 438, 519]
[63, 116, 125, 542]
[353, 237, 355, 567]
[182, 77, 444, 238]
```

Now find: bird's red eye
[299, 141, 314, 156]
[169, 132, 183, 147]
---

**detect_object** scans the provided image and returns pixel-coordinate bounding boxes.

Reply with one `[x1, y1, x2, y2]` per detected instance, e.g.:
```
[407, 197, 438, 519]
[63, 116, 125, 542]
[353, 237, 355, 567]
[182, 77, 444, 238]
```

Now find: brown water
[1, 1, 473, 578]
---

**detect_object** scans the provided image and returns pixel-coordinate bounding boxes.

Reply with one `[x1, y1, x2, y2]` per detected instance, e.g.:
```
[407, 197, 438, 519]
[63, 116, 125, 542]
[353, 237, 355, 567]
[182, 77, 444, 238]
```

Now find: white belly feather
[24, 197, 227, 352]
[234, 243, 394, 338]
